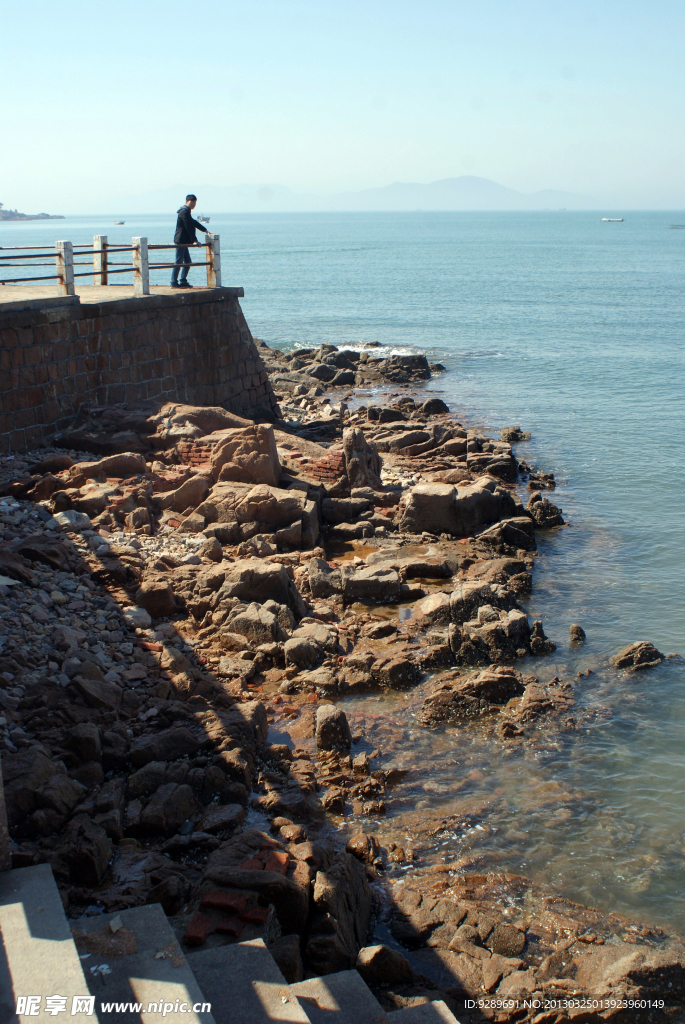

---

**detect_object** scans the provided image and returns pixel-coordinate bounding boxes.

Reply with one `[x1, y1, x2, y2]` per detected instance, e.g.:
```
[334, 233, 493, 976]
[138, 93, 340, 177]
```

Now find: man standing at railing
[170, 194, 208, 288]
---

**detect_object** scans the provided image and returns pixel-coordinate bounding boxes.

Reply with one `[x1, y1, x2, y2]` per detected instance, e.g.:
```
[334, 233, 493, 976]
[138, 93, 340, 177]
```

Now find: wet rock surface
[0, 337, 681, 1021]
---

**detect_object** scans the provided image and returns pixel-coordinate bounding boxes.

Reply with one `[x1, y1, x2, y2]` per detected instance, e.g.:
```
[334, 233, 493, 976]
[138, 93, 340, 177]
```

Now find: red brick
[214, 915, 245, 937]
[182, 912, 214, 946]
[239, 906, 271, 926]
[264, 850, 290, 875]
[200, 890, 248, 914]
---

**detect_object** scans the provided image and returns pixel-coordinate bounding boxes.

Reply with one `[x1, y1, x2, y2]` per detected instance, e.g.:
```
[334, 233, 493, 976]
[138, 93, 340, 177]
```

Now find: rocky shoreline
[0, 338, 681, 1022]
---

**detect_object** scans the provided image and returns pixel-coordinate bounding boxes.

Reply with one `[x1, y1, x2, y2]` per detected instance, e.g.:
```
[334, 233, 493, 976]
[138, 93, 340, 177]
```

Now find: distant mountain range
[109, 176, 597, 214]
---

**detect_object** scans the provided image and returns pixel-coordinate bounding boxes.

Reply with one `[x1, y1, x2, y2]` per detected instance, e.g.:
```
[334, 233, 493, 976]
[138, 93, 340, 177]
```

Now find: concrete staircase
[0, 864, 459, 1024]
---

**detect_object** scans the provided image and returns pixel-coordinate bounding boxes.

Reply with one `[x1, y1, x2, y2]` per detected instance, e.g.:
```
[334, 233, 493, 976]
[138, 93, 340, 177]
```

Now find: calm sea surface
[3, 211, 685, 928]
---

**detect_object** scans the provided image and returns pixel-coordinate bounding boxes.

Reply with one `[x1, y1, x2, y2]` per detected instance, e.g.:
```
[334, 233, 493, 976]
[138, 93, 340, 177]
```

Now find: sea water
[2, 211, 685, 928]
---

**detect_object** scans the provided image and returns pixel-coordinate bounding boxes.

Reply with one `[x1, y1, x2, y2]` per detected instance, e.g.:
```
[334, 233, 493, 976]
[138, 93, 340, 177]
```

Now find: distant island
[0, 204, 64, 222]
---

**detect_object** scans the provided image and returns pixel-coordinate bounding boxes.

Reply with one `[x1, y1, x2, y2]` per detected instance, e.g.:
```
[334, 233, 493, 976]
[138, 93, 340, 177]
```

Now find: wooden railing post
[93, 235, 108, 285]
[206, 233, 221, 288]
[132, 236, 150, 296]
[55, 241, 74, 296]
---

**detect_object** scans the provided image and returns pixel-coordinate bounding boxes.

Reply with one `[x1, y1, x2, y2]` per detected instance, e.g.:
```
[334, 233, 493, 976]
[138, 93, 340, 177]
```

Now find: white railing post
[132, 236, 149, 296]
[206, 233, 221, 288]
[55, 241, 74, 296]
[93, 235, 108, 285]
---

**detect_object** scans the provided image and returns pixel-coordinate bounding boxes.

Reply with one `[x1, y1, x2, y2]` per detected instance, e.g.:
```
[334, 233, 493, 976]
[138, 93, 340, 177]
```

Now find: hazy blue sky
[2, 0, 684, 211]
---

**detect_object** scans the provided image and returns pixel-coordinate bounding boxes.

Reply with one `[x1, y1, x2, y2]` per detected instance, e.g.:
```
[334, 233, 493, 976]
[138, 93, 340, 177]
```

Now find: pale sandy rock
[210, 424, 281, 486]
[398, 483, 459, 535]
[151, 474, 211, 513]
[342, 427, 383, 490]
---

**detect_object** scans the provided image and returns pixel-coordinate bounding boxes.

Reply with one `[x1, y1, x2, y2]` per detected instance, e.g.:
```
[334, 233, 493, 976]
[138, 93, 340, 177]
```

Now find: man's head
[185, 194, 197, 209]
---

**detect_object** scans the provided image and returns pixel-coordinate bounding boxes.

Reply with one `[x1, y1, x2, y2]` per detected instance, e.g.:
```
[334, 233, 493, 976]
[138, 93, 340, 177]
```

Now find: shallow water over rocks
[336, 643, 685, 932]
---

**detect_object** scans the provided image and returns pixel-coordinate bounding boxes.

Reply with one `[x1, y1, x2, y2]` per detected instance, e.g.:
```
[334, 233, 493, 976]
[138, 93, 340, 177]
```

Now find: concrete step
[388, 1001, 460, 1023]
[290, 970, 388, 1023]
[0, 863, 93, 1023]
[70, 903, 216, 1024]
[187, 938, 310, 1024]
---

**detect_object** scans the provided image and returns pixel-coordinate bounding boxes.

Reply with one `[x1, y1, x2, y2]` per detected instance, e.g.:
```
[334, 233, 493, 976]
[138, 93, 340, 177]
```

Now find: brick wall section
[290, 450, 346, 485]
[0, 288, 278, 453]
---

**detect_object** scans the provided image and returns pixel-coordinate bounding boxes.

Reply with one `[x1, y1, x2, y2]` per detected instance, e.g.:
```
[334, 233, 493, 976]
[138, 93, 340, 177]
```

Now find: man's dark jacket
[174, 205, 209, 245]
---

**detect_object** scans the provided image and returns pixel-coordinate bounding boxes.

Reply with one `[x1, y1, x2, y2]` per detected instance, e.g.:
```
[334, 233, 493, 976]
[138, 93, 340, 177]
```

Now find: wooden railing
[0, 235, 222, 295]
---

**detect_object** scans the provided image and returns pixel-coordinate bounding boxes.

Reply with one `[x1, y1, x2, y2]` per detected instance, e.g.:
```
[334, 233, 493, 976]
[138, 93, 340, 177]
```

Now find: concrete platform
[71, 903, 216, 1024]
[187, 939, 310, 1024]
[0, 284, 224, 306]
[290, 971, 388, 1024]
[0, 863, 92, 1023]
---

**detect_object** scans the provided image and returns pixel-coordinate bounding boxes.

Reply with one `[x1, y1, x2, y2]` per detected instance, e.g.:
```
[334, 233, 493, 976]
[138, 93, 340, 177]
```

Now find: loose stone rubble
[0, 337, 680, 1020]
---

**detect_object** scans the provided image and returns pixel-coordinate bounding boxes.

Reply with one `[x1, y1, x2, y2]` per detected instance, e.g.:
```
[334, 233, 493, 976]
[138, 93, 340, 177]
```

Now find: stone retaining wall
[0, 288, 278, 453]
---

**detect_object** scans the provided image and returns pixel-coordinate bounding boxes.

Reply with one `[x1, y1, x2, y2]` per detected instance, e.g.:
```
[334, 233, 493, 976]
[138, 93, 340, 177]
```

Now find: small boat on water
[668, 224, 685, 229]
[602, 217, 624, 222]
[197, 215, 210, 224]
[114, 220, 125, 225]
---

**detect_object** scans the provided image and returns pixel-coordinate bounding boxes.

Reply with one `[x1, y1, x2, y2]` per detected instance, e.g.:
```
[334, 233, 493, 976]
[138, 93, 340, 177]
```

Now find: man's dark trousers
[171, 246, 191, 284]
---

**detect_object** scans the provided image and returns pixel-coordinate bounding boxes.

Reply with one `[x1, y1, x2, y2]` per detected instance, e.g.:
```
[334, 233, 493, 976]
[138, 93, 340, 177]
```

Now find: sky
[2, 0, 684, 212]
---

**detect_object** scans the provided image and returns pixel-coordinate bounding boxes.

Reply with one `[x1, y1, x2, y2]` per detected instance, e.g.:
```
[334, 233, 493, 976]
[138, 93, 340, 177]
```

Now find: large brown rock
[308, 558, 342, 598]
[412, 591, 452, 627]
[15, 535, 86, 573]
[67, 452, 146, 486]
[449, 579, 519, 625]
[153, 403, 252, 435]
[202, 481, 318, 549]
[321, 496, 370, 525]
[135, 578, 178, 618]
[372, 654, 422, 689]
[204, 830, 310, 933]
[60, 815, 112, 885]
[460, 606, 531, 660]
[213, 748, 252, 788]
[0, 550, 36, 585]
[235, 485, 308, 530]
[130, 727, 203, 767]
[418, 666, 527, 725]
[72, 481, 123, 517]
[72, 664, 123, 712]
[197, 803, 245, 836]
[284, 635, 323, 669]
[35, 775, 87, 817]
[398, 484, 459, 535]
[2, 748, 55, 824]
[341, 565, 400, 602]
[229, 602, 287, 645]
[315, 705, 352, 750]
[151, 474, 212, 513]
[139, 783, 202, 836]
[356, 945, 414, 986]
[391, 888, 467, 949]
[305, 852, 372, 975]
[527, 492, 564, 528]
[220, 558, 297, 610]
[610, 641, 664, 670]
[453, 477, 521, 537]
[69, 723, 102, 762]
[211, 424, 281, 486]
[342, 427, 383, 491]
